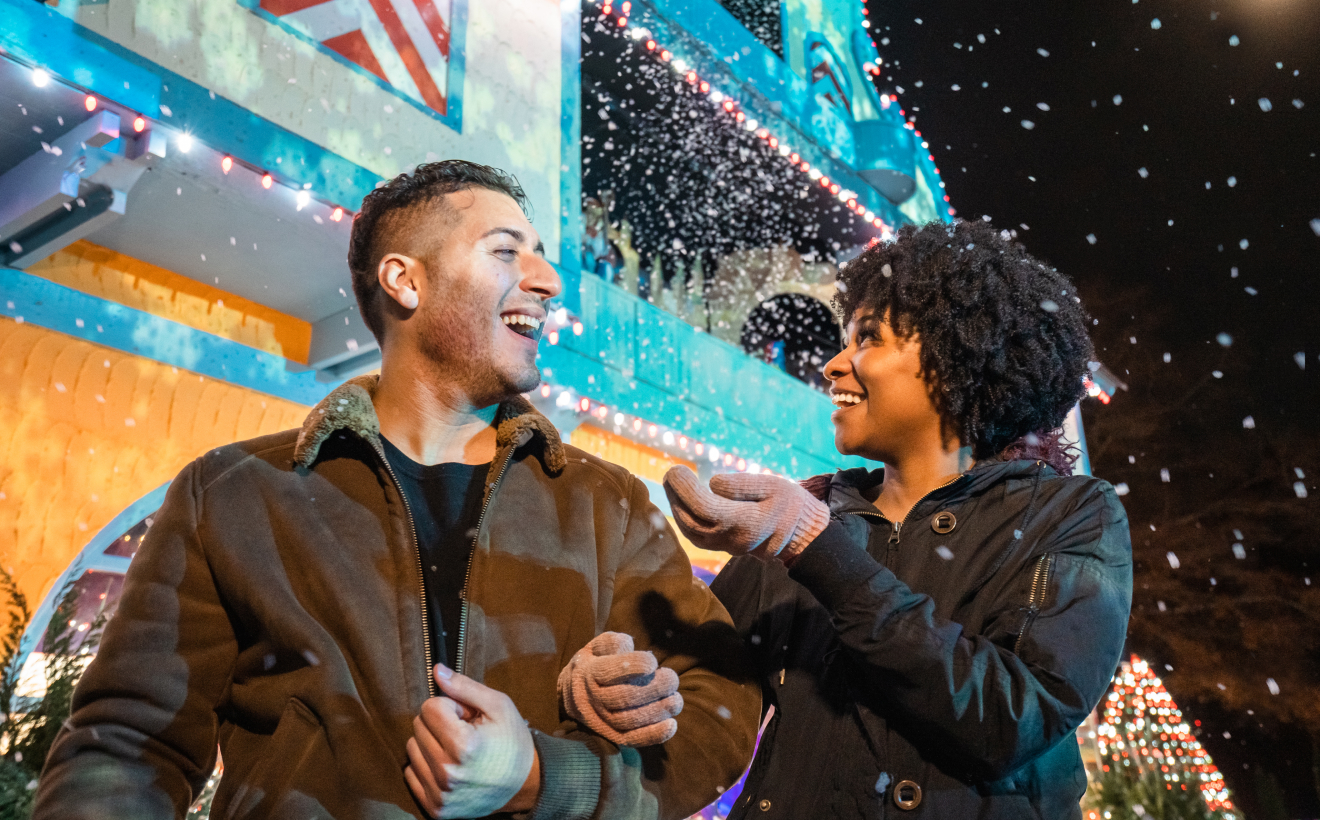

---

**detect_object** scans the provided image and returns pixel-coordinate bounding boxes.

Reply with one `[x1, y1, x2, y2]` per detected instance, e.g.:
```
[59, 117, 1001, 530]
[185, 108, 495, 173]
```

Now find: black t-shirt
[380, 436, 490, 672]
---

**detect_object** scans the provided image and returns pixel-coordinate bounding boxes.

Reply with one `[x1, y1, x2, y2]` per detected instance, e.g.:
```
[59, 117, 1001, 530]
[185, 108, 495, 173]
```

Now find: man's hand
[557, 632, 682, 747]
[404, 665, 539, 819]
[663, 466, 830, 562]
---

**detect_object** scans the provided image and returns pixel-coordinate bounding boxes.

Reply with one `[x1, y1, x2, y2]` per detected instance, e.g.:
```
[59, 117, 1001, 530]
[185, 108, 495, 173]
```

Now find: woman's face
[823, 311, 946, 463]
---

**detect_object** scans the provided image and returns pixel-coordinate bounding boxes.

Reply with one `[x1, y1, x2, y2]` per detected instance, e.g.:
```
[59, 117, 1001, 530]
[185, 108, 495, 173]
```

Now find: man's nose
[522, 254, 562, 301]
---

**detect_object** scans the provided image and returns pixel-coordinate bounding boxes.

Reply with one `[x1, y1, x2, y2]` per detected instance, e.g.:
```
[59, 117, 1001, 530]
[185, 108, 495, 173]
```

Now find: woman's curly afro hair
[833, 220, 1094, 462]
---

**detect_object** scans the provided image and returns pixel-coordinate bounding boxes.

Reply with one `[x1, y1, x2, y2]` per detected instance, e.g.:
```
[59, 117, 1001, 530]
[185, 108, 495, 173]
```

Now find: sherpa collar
[293, 375, 566, 475]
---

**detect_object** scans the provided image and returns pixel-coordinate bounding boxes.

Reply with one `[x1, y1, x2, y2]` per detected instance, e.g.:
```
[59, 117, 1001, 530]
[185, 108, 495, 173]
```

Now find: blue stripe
[0, 0, 161, 114]
[558, 0, 584, 314]
[0, 268, 337, 407]
[1, 0, 383, 212]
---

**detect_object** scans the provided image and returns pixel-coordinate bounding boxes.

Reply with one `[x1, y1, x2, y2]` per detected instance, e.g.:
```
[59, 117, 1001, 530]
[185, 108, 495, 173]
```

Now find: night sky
[867, 0, 1319, 813]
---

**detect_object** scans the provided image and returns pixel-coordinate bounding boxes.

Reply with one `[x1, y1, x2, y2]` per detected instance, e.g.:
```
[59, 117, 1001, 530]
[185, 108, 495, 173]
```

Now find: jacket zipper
[454, 446, 515, 677]
[1014, 553, 1053, 654]
[856, 474, 966, 545]
[370, 442, 437, 698]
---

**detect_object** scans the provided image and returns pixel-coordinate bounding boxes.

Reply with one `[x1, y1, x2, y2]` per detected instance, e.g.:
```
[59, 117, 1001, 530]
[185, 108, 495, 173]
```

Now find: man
[664, 220, 1133, 818]
[34, 161, 758, 819]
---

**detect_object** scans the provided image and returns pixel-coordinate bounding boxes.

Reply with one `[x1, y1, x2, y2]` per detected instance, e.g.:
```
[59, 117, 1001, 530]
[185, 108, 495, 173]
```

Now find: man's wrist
[501, 745, 541, 814]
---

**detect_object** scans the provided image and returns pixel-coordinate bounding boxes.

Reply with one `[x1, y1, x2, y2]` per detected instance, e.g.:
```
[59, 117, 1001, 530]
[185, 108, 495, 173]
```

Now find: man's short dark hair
[833, 220, 1095, 461]
[347, 160, 530, 342]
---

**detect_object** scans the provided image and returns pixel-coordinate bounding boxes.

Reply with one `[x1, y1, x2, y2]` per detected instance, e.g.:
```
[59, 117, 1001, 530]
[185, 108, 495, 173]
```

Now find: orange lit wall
[571, 423, 696, 483]
[0, 318, 308, 612]
[24, 240, 312, 364]
[571, 424, 729, 576]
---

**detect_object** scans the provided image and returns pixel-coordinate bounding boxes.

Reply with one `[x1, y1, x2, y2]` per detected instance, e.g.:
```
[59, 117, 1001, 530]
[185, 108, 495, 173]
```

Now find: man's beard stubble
[415, 278, 540, 406]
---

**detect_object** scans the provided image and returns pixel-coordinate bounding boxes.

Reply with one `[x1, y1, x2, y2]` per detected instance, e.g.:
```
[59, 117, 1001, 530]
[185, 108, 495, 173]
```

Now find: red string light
[594, 0, 909, 235]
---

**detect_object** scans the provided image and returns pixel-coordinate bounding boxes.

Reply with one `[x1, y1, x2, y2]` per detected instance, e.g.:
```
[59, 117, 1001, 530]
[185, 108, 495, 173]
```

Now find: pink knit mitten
[557, 632, 682, 747]
[663, 466, 831, 562]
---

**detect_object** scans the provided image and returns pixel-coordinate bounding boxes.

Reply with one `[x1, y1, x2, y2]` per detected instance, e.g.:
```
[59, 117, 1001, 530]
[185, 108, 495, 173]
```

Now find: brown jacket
[34, 376, 759, 820]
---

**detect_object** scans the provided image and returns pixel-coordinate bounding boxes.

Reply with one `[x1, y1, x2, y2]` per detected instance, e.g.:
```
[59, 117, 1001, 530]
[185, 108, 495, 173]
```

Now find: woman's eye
[495, 248, 517, 259]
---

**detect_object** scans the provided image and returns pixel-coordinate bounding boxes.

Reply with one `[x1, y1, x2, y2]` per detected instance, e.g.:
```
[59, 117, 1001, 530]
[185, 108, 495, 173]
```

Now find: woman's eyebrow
[853, 315, 881, 334]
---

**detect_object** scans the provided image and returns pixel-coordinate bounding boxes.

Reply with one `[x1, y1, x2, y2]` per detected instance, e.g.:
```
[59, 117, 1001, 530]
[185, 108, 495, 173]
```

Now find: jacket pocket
[1014, 553, 1053, 654]
[222, 697, 330, 820]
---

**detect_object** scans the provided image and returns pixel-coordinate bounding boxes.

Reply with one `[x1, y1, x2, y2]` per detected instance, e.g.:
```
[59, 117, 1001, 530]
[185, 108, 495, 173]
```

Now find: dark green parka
[713, 460, 1133, 819]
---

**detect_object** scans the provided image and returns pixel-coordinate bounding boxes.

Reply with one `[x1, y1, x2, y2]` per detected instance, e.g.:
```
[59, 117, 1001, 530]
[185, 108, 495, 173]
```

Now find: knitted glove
[557, 632, 682, 747]
[663, 466, 831, 562]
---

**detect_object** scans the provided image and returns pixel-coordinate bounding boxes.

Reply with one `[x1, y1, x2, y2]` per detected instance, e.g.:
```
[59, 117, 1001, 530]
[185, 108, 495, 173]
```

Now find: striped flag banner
[255, 0, 454, 115]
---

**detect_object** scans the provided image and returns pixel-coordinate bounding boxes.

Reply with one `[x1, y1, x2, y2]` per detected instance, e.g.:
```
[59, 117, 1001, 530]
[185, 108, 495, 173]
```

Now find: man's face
[823, 311, 945, 461]
[411, 188, 561, 406]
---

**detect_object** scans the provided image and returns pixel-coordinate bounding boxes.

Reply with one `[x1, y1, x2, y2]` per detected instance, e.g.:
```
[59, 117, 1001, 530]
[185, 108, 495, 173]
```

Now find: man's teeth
[502, 314, 542, 330]
[831, 392, 864, 408]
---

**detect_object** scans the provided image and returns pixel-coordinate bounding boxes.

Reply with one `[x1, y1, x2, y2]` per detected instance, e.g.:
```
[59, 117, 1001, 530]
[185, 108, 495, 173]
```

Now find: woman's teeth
[831, 392, 864, 408]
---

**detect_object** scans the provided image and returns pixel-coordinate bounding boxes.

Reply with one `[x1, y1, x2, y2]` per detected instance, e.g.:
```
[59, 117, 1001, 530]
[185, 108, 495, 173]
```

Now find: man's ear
[378, 253, 423, 310]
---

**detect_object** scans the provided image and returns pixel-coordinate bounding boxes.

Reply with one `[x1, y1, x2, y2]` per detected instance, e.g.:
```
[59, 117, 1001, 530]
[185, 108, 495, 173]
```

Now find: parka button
[893, 780, 922, 810]
[931, 510, 957, 534]
[758, 798, 772, 811]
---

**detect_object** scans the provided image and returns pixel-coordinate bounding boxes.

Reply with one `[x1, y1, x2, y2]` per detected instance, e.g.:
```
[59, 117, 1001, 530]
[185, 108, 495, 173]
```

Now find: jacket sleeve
[33, 460, 238, 820]
[528, 475, 760, 820]
[787, 482, 1132, 781]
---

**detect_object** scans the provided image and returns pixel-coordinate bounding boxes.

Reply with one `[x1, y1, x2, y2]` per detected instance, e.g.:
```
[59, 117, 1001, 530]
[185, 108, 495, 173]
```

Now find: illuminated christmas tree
[1085, 655, 1236, 820]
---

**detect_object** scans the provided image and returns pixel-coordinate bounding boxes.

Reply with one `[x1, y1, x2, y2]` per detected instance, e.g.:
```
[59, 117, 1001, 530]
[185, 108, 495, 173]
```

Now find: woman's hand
[662, 466, 830, 562]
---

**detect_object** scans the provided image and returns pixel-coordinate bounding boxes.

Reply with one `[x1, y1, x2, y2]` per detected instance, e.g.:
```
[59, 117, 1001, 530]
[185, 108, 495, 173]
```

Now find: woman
[664, 220, 1133, 819]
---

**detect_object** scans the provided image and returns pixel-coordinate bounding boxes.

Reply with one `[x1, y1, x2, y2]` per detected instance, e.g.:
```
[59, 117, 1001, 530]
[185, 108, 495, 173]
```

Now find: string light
[12, 62, 360, 225]
[540, 384, 764, 473]
[1095, 655, 1235, 816]
[847, 0, 952, 217]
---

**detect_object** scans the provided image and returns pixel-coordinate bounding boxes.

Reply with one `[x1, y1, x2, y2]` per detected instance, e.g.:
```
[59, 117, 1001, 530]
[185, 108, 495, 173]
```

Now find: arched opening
[739, 293, 840, 390]
[8, 484, 167, 699]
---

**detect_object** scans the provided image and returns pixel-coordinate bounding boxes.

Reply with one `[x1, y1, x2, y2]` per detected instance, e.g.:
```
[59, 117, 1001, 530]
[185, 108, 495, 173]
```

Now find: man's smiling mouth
[501, 312, 544, 340]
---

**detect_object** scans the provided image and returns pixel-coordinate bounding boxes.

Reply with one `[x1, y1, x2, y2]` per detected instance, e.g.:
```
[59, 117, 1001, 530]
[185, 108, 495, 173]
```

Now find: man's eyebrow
[481, 227, 527, 243]
[482, 227, 545, 255]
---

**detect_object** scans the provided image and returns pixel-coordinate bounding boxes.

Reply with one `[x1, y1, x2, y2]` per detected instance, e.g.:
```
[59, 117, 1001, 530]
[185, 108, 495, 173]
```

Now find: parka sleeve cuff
[525, 729, 601, 820]
[786, 520, 888, 612]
